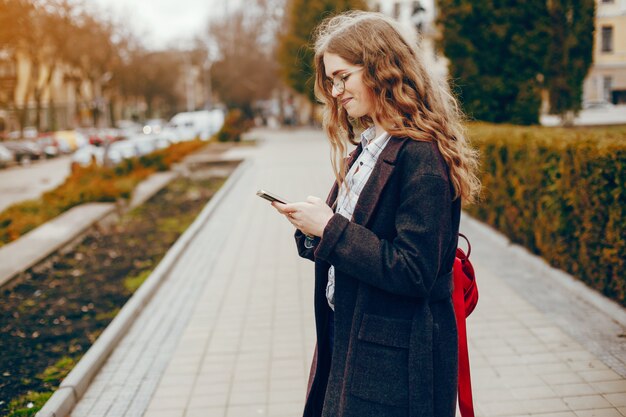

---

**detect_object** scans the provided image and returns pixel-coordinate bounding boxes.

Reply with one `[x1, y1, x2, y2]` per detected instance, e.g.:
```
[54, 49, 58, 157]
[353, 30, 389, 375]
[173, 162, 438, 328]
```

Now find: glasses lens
[334, 78, 344, 94]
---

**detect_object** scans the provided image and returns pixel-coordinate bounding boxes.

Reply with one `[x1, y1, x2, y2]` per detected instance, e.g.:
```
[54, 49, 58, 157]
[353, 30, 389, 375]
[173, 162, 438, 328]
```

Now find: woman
[272, 11, 480, 417]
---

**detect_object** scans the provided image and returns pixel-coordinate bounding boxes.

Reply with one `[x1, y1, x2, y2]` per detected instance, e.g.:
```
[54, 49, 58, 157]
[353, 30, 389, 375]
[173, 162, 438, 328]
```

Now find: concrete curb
[35, 158, 250, 417]
[0, 203, 116, 288]
[0, 170, 180, 290]
[463, 214, 626, 328]
[129, 171, 178, 209]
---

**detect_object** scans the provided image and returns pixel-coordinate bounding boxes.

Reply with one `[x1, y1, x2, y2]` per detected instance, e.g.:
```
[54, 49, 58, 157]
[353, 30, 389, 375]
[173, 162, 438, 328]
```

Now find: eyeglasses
[327, 68, 363, 94]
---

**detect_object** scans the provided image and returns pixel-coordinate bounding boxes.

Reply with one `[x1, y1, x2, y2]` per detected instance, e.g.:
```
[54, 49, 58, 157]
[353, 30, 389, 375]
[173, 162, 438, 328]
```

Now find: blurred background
[0, 0, 623, 148]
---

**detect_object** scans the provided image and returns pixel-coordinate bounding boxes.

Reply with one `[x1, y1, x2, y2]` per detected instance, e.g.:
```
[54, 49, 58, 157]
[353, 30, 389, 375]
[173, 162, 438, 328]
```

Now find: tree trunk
[34, 90, 42, 131]
[49, 98, 57, 131]
[109, 98, 116, 129]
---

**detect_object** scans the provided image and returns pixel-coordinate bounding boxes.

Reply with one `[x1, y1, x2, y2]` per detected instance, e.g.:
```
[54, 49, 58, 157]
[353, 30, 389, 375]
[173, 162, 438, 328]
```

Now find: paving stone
[590, 381, 626, 394]
[604, 393, 626, 407]
[564, 395, 614, 410]
[225, 404, 267, 417]
[580, 370, 624, 383]
[542, 372, 586, 385]
[184, 407, 226, 417]
[267, 401, 304, 417]
[187, 392, 229, 409]
[143, 410, 184, 417]
[524, 398, 570, 414]
[552, 383, 599, 396]
[529, 413, 577, 417]
[574, 409, 623, 417]
[510, 386, 557, 400]
[480, 399, 528, 416]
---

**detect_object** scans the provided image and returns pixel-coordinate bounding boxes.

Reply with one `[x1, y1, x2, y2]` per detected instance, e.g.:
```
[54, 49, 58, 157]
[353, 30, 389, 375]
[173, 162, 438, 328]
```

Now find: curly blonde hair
[313, 11, 480, 204]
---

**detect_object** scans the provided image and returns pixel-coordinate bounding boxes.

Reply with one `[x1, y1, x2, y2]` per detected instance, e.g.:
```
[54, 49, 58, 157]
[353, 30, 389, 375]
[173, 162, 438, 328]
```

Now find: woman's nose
[331, 84, 341, 98]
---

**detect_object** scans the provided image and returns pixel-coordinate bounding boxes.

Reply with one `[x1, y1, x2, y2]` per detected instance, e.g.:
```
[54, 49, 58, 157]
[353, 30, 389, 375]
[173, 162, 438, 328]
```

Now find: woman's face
[323, 52, 376, 119]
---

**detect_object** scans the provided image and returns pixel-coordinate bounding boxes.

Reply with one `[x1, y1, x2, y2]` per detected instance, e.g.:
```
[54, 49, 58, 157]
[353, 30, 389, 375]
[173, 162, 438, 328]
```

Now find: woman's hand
[272, 196, 334, 237]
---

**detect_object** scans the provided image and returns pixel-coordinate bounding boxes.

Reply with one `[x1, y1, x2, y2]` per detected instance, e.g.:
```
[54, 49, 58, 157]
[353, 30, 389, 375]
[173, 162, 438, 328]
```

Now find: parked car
[86, 128, 122, 146]
[6, 127, 38, 140]
[104, 140, 139, 166]
[167, 109, 225, 142]
[116, 120, 142, 139]
[127, 135, 157, 156]
[54, 130, 88, 153]
[155, 125, 181, 144]
[22, 126, 38, 139]
[1, 140, 44, 164]
[128, 134, 171, 156]
[71, 144, 105, 167]
[36, 135, 60, 158]
[7, 131, 20, 140]
[151, 136, 171, 150]
[0, 144, 15, 167]
[142, 118, 166, 135]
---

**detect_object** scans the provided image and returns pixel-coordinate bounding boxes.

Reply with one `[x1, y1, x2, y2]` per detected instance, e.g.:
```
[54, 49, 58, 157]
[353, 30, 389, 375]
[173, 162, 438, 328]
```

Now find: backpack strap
[453, 233, 476, 417]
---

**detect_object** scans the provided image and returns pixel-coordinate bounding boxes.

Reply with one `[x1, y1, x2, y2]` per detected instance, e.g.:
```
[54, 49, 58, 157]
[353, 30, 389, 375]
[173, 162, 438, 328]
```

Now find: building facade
[0, 50, 98, 134]
[584, 0, 626, 104]
[368, 0, 448, 79]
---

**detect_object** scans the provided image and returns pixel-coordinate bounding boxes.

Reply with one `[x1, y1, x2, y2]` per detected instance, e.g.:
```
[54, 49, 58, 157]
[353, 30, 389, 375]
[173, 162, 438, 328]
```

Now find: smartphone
[256, 189, 289, 205]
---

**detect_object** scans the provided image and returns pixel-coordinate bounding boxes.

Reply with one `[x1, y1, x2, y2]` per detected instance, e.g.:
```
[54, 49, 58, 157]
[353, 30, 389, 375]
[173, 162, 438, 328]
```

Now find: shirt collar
[360, 126, 390, 150]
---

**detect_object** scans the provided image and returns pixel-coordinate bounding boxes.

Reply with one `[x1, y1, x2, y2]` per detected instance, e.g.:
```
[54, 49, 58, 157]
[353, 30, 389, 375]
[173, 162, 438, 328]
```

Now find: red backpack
[452, 233, 478, 417]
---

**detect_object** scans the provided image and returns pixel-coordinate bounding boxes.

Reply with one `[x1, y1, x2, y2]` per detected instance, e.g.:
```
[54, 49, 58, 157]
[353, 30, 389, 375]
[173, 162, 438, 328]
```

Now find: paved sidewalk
[0, 155, 72, 212]
[70, 128, 626, 417]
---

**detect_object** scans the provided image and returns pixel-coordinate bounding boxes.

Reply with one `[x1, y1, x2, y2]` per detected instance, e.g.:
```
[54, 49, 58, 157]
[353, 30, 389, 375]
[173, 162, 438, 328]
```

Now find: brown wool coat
[295, 136, 461, 417]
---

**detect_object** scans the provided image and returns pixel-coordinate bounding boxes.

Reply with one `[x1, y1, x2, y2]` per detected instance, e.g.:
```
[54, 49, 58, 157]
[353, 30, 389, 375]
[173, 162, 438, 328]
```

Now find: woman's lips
[341, 98, 353, 106]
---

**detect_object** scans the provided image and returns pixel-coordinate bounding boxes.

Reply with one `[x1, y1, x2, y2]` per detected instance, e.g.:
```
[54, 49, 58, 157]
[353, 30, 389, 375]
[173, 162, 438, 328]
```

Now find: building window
[603, 76, 613, 102]
[412, 1, 425, 14]
[393, 2, 401, 19]
[601, 26, 613, 52]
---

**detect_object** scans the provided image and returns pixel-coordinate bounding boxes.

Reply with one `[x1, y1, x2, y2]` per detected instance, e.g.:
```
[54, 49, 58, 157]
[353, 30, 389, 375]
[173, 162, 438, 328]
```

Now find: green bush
[467, 123, 626, 306]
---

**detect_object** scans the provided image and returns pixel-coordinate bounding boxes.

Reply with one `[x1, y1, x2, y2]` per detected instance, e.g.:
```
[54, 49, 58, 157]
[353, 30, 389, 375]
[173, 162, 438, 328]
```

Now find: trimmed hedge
[0, 140, 206, 247]
[467, 123, 626, 306]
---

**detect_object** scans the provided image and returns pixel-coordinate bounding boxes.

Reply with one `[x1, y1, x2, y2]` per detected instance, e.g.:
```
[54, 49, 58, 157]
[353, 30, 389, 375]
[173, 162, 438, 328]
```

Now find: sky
[90, 0, 242, 50]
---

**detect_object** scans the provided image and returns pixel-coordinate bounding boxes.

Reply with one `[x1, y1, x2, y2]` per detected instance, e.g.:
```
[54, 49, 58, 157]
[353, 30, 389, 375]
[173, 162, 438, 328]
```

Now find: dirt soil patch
[0, 157, 241, 416]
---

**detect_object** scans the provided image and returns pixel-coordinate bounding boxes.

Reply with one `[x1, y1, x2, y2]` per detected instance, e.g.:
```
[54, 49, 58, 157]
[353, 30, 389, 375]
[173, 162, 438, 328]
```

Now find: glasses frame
[327, 68, 363, 95]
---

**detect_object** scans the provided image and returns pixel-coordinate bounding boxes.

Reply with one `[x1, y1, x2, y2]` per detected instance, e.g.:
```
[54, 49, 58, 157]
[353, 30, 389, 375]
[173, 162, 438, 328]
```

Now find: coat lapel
[326, 136, 409, 226]
[325, 143, 363, 207]
[352, 136, 408, 226]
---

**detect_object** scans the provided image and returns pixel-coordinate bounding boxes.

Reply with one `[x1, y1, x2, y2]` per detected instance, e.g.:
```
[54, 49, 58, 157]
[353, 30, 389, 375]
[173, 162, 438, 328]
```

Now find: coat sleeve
[294, 229, 321, 262]
[313, 168, 452, 298]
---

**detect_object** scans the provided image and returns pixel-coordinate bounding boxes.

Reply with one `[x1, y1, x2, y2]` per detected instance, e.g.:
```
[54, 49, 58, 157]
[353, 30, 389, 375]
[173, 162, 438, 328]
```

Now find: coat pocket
[350, 314, 411, 407]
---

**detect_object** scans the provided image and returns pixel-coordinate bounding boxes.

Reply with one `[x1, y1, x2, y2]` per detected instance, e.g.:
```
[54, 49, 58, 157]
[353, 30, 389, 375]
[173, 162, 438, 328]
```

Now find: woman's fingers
[274, 202, 306, 214]
[271, 202, 313, 233]
[272, 201, 292, 214]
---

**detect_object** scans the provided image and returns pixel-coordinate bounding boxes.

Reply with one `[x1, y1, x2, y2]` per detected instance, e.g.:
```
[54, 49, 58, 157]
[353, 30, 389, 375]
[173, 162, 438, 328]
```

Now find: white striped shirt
[326, 127, 391, 310]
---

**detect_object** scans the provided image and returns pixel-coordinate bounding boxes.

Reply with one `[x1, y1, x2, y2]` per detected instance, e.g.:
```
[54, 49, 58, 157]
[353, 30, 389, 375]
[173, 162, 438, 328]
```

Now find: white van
[166, 110, 225, 142]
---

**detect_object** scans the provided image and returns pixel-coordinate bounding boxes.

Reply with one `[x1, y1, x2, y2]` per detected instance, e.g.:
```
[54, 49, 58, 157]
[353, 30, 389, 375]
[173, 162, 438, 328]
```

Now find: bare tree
[0, 0, 34, 122]
[207, 1, 282, 117]
[119, 48, 184, 117]
[64, 10, 119, 126]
